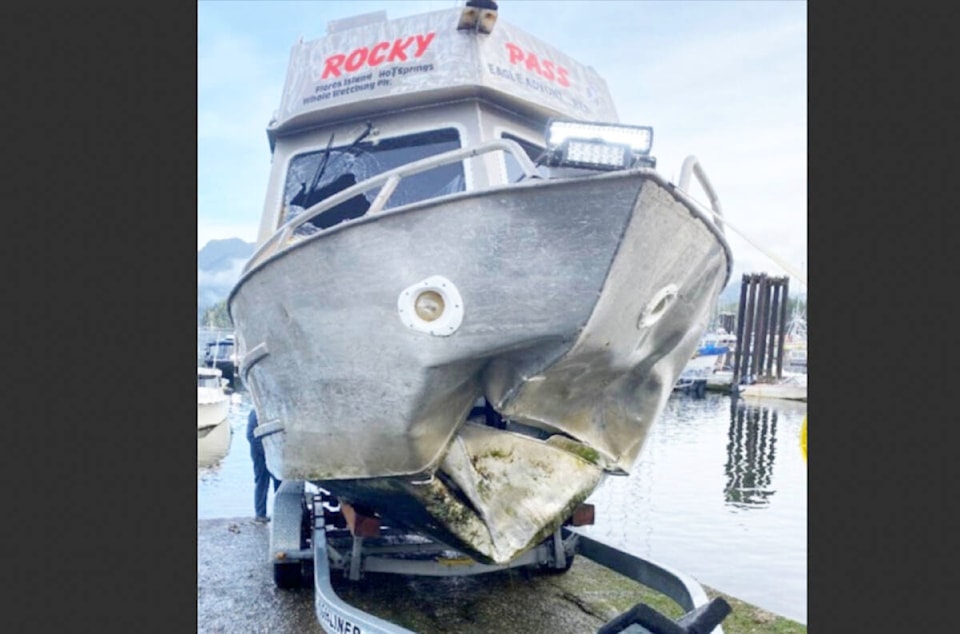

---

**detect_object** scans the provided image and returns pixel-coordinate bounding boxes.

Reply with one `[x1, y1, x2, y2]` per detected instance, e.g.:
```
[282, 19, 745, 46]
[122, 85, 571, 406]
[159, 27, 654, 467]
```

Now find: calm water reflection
[196, 330, 806, 624]
[580, 393, 807, 624]
[725, 402, 779, 508]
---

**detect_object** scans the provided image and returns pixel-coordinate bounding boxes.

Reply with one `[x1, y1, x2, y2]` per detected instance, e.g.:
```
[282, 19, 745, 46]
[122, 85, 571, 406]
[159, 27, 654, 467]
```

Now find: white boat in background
[737, 372, 807, 402]
[198, 416, 232, 468]
[674, 334, 731, 391]
[228, 5, 732, 564]
[203, 333, 239, 386]
[197, 367, 230, 430]
[674, 330, 736, 393]
[784, 345, 807, 373]
[783, 303, 807, 373]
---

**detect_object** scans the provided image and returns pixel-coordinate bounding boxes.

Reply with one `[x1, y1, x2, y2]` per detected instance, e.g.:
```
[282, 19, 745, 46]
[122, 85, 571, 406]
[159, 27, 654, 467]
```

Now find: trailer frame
[269, 480, 730, 634]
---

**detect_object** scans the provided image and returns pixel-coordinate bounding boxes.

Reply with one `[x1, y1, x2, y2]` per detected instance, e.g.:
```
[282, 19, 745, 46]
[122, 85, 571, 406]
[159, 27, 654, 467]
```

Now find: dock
[705, 371, 807, 402]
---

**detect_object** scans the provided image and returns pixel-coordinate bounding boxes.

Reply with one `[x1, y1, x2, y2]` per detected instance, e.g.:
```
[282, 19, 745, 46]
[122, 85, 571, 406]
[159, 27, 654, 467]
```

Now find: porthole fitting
[638, 284, 679, 328]
[398, 275, 464, 336]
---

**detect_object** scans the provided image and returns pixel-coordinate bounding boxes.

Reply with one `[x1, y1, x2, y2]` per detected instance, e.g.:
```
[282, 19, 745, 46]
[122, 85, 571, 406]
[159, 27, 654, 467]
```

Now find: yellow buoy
[800, 415, 807, 462]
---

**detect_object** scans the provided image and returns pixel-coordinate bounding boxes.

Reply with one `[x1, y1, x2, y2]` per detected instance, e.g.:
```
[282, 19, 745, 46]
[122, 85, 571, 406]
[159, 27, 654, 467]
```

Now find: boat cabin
[203, 337, 235, 365]
[250, 7, 645, 257]
[197, 367, 224, 389]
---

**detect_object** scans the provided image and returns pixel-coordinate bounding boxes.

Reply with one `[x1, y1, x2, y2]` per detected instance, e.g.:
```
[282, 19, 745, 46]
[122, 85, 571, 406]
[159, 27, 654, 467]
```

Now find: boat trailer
[269, 481, 731, 634]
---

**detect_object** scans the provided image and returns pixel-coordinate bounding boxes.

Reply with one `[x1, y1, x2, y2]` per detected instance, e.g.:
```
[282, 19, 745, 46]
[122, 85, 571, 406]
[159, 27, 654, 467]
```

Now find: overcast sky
[198, 0, 806, 289]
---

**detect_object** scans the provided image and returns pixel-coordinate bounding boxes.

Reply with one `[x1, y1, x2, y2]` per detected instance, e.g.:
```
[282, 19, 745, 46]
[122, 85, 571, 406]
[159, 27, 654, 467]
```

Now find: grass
[330, 548, 806, 633]
[571, 557, 806, 633]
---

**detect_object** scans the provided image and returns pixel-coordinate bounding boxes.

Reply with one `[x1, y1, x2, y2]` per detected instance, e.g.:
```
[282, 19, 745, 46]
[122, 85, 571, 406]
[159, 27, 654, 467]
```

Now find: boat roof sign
[272, 7, 618, 135]
[326, 10, 387, 35]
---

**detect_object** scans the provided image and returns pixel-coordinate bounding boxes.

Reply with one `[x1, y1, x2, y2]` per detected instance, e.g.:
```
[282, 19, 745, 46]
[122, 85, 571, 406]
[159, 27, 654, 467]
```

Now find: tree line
[201, 300, 232, 329]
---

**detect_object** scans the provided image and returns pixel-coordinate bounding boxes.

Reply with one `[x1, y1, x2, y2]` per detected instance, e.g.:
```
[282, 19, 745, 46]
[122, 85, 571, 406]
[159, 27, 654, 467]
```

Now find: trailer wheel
[538, 532, 576, 575]
[270, 481, 311, 589]
[273, 561, 307, 588]
[541, 552, 576, 575]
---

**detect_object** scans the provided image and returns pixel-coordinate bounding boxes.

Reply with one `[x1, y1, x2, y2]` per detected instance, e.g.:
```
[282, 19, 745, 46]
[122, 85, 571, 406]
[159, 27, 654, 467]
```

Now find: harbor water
[197, 329, 807, 625]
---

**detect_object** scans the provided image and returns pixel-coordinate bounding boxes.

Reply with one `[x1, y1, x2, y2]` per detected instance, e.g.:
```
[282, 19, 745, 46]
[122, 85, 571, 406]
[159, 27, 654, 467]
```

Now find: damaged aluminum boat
[229, 4, 732, 565]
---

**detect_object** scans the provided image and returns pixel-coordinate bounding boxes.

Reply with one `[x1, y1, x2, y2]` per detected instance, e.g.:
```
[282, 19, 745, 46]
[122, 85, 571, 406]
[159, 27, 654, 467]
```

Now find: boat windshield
[205, 342, 234, 359]
[282, 128, 464, 233]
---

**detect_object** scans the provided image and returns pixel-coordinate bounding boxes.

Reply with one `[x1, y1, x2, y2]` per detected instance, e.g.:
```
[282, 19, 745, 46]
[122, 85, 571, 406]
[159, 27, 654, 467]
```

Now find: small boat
[674, 330, 736, 393]
[737, 372, 807, 402]
[197, 367, 230, 431]
[782, 303, 807, 373]
[203, 334, 238, 385]
[198, 416, 232, 468]
[229, 5, 732, 564]
[783, 345, 807, 373]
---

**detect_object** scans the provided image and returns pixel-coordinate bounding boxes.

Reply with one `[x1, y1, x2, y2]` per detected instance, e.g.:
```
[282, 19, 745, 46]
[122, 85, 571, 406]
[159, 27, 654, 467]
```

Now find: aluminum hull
[230, 169, 730, 562]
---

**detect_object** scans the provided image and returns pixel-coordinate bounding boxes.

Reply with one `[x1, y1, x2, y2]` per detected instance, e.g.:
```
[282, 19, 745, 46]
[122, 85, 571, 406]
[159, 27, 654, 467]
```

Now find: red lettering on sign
[319, 32, 436, 79]
[414, 32, 436, 57]
[388, 36, 415, 62]
[505, 43, 524, 65]
[541, 60, 555, 82]
[503, 42, 571, 88]
[322, 54, 345, 79]
[524, 54, 542, 75]
[345, 47, 368, 72]
[368, 41, 389, 66]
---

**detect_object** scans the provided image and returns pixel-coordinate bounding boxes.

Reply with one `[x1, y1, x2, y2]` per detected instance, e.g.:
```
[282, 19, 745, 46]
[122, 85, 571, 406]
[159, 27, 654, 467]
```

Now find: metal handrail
[244, 138, 539, 273]
[678, 155, 724, 235]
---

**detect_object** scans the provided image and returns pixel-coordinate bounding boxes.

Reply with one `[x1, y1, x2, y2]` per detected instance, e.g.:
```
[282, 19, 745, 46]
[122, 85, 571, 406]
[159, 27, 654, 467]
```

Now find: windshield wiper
[307, 132, 336, 195]
[290, 122, 375, 212]
[307, 121, 374, 199]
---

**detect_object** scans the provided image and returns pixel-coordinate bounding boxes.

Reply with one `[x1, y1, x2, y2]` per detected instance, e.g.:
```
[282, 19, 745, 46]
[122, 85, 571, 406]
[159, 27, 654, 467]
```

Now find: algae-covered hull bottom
[230, 169, 730, 564]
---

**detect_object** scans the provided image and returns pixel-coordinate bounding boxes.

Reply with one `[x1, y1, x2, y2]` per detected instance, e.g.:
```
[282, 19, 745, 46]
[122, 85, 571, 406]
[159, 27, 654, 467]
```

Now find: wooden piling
[765, 282, 782, 377]
[739, 275, 759, 382]
[732, 273, 792, 384]
[732, 275, 750, 385]
[753, 274, 770, 377]
[775, 277, 790, 379]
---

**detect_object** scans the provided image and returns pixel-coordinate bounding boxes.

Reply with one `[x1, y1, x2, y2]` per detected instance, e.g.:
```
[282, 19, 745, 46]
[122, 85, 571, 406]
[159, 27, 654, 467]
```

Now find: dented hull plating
[229, 169, 730, 563]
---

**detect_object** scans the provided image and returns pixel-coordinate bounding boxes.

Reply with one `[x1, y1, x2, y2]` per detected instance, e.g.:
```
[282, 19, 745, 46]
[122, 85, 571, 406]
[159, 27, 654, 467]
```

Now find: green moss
[476, 479, 490, 498]
[564, 559, 806, 634]
[546, 436, 603, 466]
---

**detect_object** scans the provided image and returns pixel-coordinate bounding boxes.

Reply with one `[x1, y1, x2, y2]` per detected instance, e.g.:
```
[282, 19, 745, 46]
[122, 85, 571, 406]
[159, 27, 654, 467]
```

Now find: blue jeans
[248, 409, 280, 518]
[250, 438, 280, 518]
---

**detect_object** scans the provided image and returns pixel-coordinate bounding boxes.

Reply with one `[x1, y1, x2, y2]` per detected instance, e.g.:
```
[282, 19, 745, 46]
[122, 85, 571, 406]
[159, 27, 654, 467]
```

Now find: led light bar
[545, 119, 655, 171]
[547, 120, 653, 155]
[561, 140, 631, 170]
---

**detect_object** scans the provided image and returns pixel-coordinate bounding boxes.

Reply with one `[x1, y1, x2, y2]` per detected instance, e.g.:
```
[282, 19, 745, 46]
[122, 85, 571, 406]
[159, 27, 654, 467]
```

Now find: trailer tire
[541, 552, 576, 575]
[273, 561, 306, 589]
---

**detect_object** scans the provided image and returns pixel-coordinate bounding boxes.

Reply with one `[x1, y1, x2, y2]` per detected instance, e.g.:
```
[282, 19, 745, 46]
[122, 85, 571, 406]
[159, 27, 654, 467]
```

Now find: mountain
[198, 238, 255, 323]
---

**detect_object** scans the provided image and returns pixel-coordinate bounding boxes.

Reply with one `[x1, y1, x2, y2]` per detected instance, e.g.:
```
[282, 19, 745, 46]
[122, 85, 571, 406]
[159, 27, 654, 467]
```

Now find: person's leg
[250, 441, 269, 519]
